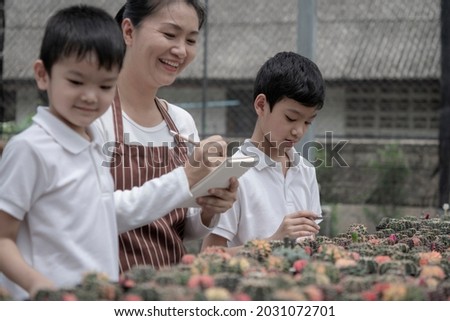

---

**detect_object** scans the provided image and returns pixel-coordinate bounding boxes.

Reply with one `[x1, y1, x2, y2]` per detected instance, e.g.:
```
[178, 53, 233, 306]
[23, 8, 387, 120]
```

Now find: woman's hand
[184, 135, 227, 188]
[197, 177, 239, 226]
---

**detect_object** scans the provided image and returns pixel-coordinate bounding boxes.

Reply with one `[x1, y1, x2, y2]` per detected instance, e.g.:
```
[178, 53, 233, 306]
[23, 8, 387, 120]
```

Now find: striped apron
[110, 92, 189, 272]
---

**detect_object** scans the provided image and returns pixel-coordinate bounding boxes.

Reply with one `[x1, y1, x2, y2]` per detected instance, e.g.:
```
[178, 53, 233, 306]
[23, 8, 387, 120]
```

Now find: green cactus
[401, 260, 420, 277]
[379, 261, 405, 276]
[376, 217, 391, 230]
[123, 265, 156, 283]
[356, 257, 379, 274]
[403, 285, 428, 300]
[213, 273, 242, 292]
[0, 287, 12, 301]
[271, 245, 310, 268]
[127, 282, 160, 301]
[237, 278, 274, 300]
[341, 276, 374, 293]
[154, 268, 190, 286]
[392, 242, 409, 253]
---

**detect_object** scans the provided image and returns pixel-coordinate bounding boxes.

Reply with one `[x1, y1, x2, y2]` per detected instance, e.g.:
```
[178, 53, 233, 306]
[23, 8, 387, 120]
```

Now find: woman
[95, 0, 238, 271]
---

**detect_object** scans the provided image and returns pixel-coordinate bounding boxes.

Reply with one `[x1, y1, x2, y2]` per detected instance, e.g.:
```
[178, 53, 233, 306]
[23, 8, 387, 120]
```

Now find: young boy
[0, 4, 126, 300]
[202, 51, 324, 253]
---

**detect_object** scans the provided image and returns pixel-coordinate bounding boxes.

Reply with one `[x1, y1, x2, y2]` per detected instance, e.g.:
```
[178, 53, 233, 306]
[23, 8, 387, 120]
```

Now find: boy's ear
[33, 60, 49, 91]
[254, 93, 268, 116]
[122, 18, 134, 46]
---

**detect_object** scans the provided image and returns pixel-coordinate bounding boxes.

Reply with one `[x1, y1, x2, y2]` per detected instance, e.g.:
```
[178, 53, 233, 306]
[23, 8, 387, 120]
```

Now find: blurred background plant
[364, 144, 411, 225]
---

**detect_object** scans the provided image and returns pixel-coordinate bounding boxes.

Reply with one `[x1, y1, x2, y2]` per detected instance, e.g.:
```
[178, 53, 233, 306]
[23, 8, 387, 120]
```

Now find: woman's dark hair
[115, 0, 206, 29]
[39, 5, 125, 73]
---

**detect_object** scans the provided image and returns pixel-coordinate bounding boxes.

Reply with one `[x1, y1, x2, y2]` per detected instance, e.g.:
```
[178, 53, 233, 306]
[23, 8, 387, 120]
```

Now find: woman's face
[125, 1, 200, 89]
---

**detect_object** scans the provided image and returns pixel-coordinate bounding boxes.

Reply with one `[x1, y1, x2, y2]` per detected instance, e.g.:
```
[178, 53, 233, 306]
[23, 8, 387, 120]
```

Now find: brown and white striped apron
[110, 92, 189, 272]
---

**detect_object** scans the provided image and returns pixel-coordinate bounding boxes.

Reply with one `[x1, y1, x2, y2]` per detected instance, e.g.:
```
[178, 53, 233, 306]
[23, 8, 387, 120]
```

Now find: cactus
[376, 217, 391, 230]
[213, 273, 242, 292]
[0, 287, 12, 301]
[154, 268, 190, 286]
[123, 265, 156, 284]
[341, 276, 375, 293]
[379, 261, 405, 276]
[237, 278, 274, 300]
[14, 214, 449, 302]
[356, 257, 379, 274]
[244, 239, 272, 262]
[127, 282, 161, 301]
[272, 287, 306, 300]
[271, 245, 310, 269]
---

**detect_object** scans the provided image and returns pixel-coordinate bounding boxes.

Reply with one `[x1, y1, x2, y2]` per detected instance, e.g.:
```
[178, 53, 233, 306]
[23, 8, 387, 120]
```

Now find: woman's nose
[171, 41, 187, 59]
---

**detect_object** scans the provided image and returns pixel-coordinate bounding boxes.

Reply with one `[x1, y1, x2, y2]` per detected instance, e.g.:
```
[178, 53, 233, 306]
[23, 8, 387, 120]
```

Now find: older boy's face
[260, 97, 317, 155]
[37, 54, 119, 137]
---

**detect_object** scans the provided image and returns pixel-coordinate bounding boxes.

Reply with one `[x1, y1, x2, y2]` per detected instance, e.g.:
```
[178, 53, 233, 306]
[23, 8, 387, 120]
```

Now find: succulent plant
[122, 265, 156, 284]
[213, 272, 242, 292]
[0, 287, 12, 301]
[272, 287, 306, 300]
[244, 239, 272, 262]
[236, 278, 274, 300]
[3, 215, 449, 302]
[126, 282, 161, 301]
[341, 275, 375, 293]
[271, 245, 310, 270]
[154, 267, 190, 286]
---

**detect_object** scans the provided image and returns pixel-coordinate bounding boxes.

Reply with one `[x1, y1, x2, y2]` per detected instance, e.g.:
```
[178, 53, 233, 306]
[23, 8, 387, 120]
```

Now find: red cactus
[187, 275, 215, 289]
[123, 294, 143, 301]
[181, 254, 196, 265]
[62, 292, 78, 301]
[292, 259, 308, 273]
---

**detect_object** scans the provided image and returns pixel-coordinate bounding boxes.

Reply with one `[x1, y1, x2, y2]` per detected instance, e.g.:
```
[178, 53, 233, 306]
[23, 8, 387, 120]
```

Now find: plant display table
[1, 216, 449, 301]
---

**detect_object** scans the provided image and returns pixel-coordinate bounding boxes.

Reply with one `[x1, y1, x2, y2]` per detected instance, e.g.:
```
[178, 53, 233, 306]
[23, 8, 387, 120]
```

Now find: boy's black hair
[115, 0, 206, 30]
[253, 51, 325, 111]
[39, 5, 125, 73]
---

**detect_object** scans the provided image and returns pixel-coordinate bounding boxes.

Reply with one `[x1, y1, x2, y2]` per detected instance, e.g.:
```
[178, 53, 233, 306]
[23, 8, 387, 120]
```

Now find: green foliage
[318, 204, 339, 238]
[364, 144, 410, 225]
[1, 114, 33, 140]
[315, 147, 337, 202]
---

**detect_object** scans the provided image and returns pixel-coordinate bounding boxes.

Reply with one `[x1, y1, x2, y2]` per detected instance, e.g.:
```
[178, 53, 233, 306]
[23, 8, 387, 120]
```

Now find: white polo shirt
[212, 140, 322, 247]
[0, 107, 118, 300]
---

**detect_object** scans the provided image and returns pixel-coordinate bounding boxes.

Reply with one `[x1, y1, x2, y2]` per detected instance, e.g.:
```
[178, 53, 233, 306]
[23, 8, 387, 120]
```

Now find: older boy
[202, 51, 324, 252]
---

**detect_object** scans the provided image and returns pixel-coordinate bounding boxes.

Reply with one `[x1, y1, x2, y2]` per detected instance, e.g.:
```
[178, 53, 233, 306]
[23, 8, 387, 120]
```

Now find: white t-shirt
[212, 140, 322, 247]
[0, 107, 118, 300]
[95, 99, 199, 147]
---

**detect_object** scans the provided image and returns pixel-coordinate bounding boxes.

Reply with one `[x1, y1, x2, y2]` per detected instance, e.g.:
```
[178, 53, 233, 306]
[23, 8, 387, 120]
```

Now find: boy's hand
[269, 211, 320, 241]
[29, 278, 57, 299]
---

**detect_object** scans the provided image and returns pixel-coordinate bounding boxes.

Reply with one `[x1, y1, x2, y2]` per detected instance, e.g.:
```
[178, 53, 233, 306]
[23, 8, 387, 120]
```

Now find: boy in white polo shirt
[0, 5, 126, 300]
[0, 5, 234, 300]
[202, 52, 324, 253]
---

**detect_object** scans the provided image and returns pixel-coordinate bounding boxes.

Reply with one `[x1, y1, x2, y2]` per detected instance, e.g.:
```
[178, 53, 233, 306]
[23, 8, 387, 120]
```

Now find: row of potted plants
[1, 215, 449, 300]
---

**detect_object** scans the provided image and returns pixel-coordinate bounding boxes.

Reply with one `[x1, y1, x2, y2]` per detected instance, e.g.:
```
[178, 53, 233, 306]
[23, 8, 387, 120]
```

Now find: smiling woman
[93, 0, 238, 272]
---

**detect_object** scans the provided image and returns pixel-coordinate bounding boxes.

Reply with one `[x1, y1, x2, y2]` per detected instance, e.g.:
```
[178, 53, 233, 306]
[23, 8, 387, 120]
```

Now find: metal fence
[0, 0, 445, 212]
